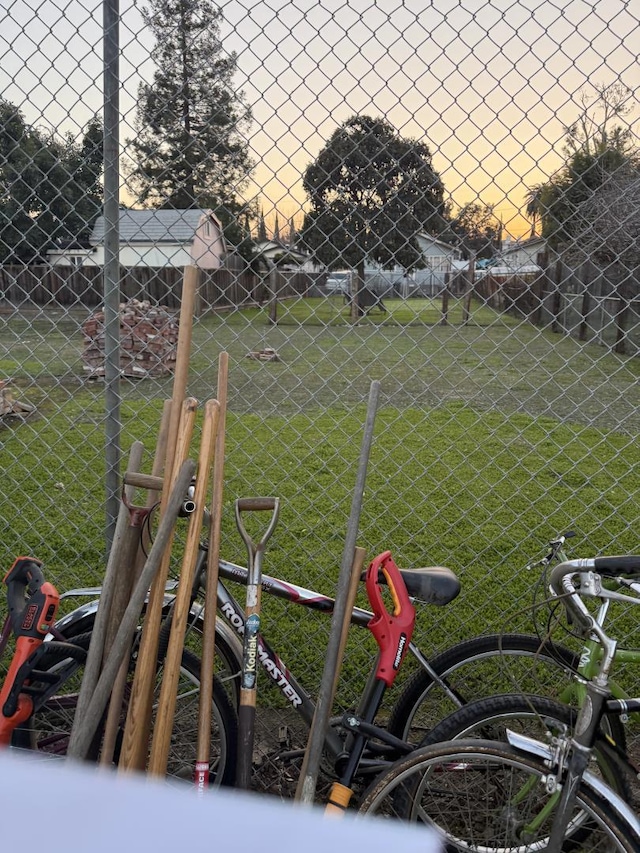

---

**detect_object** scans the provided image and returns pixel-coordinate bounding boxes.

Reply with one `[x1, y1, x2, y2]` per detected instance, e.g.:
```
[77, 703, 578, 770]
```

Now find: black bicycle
[13, 533, 583, 799]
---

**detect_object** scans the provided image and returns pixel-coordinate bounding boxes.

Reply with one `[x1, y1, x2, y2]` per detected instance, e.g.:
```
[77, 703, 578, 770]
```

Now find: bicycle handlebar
[550, 556, 640, 637]
[593, 555, 640, 576]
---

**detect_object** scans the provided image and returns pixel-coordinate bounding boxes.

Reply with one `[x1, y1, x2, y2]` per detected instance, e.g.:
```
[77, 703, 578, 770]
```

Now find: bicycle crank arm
[340, 713, 413, 756]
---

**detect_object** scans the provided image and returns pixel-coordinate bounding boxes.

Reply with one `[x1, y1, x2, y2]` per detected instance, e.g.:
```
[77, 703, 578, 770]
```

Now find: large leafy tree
[445, 202, 501, 259]
[525, 84, 636, 252]
[300, 115, 446, 287]
[126, 0, 254, 255]
[0, 99, 103, 262]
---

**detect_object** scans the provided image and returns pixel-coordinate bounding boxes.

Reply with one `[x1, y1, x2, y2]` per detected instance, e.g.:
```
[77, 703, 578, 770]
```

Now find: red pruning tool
[0, 557, 59, 746]
[326, 551, 416, 814]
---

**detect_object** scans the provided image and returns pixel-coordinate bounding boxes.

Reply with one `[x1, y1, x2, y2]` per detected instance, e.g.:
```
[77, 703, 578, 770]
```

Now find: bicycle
[8, 558, 238, 787]
[357, 554, 640, 851]
[381, 533, 640, 802]
[16, 529, 583, 799]
[15, 546, 461, 795]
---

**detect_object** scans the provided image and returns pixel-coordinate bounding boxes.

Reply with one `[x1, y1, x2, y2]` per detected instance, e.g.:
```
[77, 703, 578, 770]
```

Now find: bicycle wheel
[388, 633, 591, 745]
[417, 692, 632, 801]
[358, 739, 640, 852]
[59, 605, 243, 710]
[12, 635, 238, 787]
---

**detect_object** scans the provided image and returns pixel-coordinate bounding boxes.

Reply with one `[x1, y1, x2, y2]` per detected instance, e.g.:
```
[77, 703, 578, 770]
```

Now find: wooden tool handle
[119, 397, 198, 772]
[148, 399, 220, 777]
[195, 352, 228, 793]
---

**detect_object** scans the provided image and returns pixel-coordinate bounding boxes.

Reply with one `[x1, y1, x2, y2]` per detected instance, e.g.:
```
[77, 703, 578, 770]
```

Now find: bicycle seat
[398, 567, 460, 606]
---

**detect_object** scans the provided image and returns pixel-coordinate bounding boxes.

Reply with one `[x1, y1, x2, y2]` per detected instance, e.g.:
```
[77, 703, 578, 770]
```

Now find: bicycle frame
[54, 546, 460, 770]
[203, 550, 453, 765]
[554, 578, 640, 716]
[516, 556, 640, 850]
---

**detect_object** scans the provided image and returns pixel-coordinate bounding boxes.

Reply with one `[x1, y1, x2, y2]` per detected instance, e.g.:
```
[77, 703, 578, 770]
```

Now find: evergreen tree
[257, 208, 267, 241]
[126, 0, 254, 234]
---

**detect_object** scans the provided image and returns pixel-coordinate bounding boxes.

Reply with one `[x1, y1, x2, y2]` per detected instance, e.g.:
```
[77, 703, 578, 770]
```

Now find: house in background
[415, 233, 463, 272]
[47, 209, 225, 269]
[411, 233, 463, 295]
[254, 238, 310, 268]
[499, 236, 546, 272]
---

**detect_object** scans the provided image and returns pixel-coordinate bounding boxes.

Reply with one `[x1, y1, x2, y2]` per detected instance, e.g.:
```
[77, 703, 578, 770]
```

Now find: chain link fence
[1, 0, 639, 783]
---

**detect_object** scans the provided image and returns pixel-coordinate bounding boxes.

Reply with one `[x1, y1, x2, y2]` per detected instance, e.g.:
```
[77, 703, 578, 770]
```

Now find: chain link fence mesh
[1, 0, 639, 788]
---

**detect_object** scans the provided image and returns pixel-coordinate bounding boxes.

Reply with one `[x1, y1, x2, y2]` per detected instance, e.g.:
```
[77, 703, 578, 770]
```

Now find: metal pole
[296, 380, 381, 806]
[103, 0, 121, 555]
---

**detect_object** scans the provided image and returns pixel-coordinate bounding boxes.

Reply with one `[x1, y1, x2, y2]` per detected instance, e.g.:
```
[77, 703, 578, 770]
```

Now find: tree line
[1, 0, 637, 287]
[525, 83, 639, 277]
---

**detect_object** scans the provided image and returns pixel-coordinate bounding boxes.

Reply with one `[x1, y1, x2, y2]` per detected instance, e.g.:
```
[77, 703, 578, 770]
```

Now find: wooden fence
[0, 264, 321, 315]
[475, 259, 640, 356]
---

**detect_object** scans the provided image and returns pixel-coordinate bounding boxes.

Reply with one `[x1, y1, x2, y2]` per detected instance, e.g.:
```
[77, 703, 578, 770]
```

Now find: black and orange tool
[0, 557, 59, 746]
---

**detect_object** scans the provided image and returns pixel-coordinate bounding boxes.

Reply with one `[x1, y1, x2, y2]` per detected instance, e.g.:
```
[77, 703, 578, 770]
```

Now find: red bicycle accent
[366, 551, 416, 687]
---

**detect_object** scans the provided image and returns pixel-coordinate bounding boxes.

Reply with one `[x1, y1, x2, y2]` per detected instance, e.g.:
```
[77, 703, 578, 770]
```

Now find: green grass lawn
[1, 296, 639, 707]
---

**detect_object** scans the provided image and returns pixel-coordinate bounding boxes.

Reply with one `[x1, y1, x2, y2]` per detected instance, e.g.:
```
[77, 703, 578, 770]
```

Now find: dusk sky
[2, 0, 638, 238]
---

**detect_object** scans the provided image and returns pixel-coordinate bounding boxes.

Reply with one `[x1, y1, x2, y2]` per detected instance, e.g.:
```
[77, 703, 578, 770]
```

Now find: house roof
[501, 236, 545, 256]
[416, 232, 461, 253]
[90, 209, 209, 245]
[255, 239, 308, 263]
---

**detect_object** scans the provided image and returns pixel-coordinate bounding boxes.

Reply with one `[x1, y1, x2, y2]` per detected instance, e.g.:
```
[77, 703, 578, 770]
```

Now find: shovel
[234, 497, 280, 789]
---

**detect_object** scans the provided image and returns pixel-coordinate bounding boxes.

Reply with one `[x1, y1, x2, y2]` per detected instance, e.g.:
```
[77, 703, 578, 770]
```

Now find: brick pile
[82, 299, 179, 379]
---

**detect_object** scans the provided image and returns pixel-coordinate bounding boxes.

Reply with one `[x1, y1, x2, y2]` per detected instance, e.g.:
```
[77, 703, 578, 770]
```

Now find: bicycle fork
[542, 678, 611, 852]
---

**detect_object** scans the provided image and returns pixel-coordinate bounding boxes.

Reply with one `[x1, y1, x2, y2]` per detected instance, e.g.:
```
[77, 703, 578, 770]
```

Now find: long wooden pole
[147, 399, 220, 776]
[100, 400, 172, 767]
[119, 397, 198, 772]
[162, 264, 198, 491]
[65, 459, 196, 763]
[66, 440, 144, 760]
[195, 352, 228, 794]
[118, 265, 197, 772]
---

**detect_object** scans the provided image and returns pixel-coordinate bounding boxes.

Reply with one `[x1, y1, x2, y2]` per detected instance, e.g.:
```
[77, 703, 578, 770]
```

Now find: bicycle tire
[58, 605, 243, 709]
[387, 633, 611, 744]
[358, 738, 640, 852]
[11, 634, 238, 787]
[417, 692, 633, 801]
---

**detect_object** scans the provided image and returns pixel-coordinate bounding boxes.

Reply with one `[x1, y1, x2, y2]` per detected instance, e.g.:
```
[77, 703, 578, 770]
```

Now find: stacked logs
[0, 380, 35, 419]
[82, 300, 179, 379]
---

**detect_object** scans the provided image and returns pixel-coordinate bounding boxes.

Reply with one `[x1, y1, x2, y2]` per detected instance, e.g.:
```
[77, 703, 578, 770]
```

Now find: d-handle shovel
[235, 496, 280, 790]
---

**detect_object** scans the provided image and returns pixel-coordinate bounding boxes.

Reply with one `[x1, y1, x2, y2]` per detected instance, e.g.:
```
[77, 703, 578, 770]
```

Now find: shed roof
[90, 209, 208, 245]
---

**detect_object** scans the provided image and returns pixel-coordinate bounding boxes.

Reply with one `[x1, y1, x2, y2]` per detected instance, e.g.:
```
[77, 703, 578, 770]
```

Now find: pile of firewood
[82, 299, 179, 379]
[245, 347, 280, 362]
[0, 380, 35, 420]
